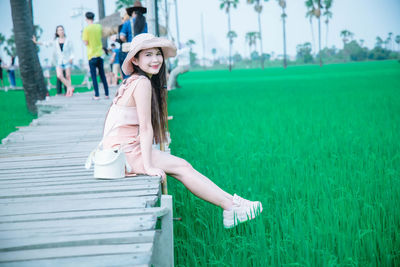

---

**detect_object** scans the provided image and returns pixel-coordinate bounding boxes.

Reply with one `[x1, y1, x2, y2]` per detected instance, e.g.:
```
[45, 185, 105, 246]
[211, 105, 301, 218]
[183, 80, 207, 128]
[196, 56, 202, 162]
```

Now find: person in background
[119, 1, 148, 77]
[0, 57, 4, 89]
[56, 71, 67, 95]
[167, 43, 190, 90]
[102, 47, 114, 86]
[7, 56, 16, 88]
[82, 11, 109, 100]
[43, 58, 52, 92]
[110, 43, 121, 85]
[32, 25, 75, 96]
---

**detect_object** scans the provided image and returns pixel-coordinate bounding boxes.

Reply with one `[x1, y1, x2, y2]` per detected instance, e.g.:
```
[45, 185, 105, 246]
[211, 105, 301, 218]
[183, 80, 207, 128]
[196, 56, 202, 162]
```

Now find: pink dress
[103, 75, 147, 175]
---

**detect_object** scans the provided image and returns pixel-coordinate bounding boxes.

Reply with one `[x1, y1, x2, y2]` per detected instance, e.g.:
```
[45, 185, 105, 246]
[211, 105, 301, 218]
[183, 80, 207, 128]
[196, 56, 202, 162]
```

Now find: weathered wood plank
[0, 207, 168, 223]
[0, 243, 153, 263]
[0, 256, 150, 267]
[0, 183, 159, 197]
[0, 177, 160, 189]
[0, 196, 158, 215]
[0, 214, 157, 232]
[0, 195, 158, 207]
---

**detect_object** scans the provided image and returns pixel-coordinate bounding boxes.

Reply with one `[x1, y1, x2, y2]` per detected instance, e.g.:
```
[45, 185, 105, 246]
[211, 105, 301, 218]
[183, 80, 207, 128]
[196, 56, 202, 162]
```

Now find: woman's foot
[223, 194, 263, 228]
[92, 96, 100, 100]
[66, 87, 74, 97]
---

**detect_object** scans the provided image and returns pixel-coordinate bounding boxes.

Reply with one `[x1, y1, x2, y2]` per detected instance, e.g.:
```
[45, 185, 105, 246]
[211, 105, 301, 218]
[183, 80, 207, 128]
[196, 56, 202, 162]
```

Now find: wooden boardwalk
[0, 89, 173, 266]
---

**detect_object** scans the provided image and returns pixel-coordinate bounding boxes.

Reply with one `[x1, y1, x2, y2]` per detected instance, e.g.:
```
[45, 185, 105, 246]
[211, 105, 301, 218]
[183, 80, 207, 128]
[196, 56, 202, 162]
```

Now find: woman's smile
[133, 48, 164, 75]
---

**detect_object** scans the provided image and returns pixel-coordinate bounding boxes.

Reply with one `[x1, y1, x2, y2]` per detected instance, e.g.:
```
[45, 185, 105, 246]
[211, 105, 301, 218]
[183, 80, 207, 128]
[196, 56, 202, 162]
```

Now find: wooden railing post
[151, 195, 174, 267]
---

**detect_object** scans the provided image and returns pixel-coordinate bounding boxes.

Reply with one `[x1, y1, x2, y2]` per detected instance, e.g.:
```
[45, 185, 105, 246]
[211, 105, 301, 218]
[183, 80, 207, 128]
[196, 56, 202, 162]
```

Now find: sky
[0, 0, 399, 64]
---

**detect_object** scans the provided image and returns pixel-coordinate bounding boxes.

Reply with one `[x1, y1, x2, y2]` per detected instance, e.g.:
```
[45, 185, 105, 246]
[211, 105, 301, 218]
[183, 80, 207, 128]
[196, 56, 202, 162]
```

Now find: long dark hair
[132, 48, 168, 144]
[133, 11, 146, 36]
[54, 25, 66, 39]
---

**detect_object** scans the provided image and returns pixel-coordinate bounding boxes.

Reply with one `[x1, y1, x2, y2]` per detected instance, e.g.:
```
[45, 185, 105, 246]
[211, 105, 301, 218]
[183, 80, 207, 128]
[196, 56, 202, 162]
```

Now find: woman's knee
[56, 73, 64, 80]
[173, 159, 194, 179]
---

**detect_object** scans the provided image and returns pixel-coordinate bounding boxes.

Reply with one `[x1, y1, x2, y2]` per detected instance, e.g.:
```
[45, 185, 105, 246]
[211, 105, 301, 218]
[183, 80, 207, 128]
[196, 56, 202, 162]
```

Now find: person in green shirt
[82, 12, 109, 100]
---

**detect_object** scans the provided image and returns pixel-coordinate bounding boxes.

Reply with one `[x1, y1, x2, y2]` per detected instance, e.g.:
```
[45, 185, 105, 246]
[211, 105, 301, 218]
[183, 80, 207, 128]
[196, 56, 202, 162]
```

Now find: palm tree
[340, 30, 353, 46]
[246, 0, 268, 69]
[323, 0, 333, 48]
[115, 0, 132, 10]
[375, 36, 383, 48]
[277, 0, 287, 68]
[305, 0, 316, 55]
[0, 33, 6, 55]
[395, 35, 400, 52]
[305, 0, 323, 66]
[314, 0, 323, 66]
[227, 31, 238, 69]
[386, 32, 393, 50]
[3, 35, 16, 58]
[211, 48, 217, 64]
[219, 0, 239, 71]
[10, 0, 47, 113]
[245, 32, 260, 57]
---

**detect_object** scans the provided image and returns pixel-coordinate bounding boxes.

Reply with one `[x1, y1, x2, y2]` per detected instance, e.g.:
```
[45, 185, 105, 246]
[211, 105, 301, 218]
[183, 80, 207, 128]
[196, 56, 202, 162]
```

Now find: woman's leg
[65, 67, 74, 96]
[56, 67, 73, 93]
[151, 149, 233, 210]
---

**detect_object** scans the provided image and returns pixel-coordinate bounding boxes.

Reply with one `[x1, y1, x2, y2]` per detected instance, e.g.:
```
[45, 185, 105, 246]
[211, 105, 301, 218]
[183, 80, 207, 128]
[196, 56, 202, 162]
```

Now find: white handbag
[85, 119, 131, 179]
[85, 145, 130, 179]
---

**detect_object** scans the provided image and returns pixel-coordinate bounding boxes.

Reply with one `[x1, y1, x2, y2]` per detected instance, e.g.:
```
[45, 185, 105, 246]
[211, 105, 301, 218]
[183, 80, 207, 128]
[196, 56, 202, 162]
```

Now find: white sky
[0, 0, 399, 63]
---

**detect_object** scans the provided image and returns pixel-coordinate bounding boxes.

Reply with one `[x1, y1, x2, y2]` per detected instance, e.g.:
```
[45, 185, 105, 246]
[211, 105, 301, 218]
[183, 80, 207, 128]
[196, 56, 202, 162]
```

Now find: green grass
[0, 74, 91, 140]
[0, 90, 37, 140]
[167, 60, 400, 266]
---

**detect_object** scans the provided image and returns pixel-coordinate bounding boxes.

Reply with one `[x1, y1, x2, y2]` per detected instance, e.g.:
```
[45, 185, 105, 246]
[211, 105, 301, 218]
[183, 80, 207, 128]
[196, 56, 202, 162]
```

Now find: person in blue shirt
[119, 1, 148, 77]
[120, 1, 148, 43]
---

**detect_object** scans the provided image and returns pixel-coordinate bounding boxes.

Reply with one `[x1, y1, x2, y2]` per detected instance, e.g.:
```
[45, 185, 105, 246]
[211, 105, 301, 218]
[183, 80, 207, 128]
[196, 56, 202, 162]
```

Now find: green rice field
[0, 61, 399, 266]
[166, 60, 400, 266]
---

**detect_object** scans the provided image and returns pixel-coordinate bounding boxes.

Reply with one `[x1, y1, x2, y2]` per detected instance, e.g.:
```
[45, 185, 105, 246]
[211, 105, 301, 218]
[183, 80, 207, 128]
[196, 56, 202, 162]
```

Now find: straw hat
[121, 33, 177, 75]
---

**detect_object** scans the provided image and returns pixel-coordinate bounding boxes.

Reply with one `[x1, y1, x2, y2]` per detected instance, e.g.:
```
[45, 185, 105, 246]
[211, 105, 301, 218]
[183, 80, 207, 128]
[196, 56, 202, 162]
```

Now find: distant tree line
[296, 31, 400, 64]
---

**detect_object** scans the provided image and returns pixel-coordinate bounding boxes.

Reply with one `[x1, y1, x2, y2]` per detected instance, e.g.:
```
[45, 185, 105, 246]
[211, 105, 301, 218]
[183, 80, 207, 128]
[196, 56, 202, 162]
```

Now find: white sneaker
[223, 194, 263, 228]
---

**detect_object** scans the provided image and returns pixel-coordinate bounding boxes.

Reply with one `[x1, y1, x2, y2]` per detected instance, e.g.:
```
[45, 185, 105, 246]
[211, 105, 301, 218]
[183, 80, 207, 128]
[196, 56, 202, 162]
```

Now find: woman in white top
[33, 25, 75, 96]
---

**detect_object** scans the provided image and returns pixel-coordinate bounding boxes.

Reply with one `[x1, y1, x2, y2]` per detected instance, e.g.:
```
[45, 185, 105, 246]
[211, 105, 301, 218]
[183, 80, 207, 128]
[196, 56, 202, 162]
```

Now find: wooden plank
[0, 183, 159, 198]
[0, 196, 158, 215]
[0, 214, 157, 232]
[1, 256, 150, 267]
[0, 243, 153, 263]
[0, 177, 159, 189]
[0, 207, 168, 223]
[0, 194, 158, 206]
[0, 185, 159, 199]
[0, 230, 155, 249]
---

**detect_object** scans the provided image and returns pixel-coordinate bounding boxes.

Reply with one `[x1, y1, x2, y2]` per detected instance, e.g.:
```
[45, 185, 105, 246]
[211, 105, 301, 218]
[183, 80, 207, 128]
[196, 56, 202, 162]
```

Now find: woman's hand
[32, 35, 37, 44]
[144, 166, 166, 182]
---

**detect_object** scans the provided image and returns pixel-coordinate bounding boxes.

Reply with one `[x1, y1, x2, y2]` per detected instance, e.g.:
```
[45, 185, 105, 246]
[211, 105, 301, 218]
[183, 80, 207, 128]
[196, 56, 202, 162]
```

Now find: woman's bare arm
[133, 78, 166, 179]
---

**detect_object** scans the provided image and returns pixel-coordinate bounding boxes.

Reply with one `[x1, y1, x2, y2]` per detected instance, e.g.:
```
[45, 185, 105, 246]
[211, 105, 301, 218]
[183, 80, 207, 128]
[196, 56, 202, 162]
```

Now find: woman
[7, 56, 16, 88]
[101, 34, 263, 228]
[103, 34, 262, 228]
[32, 25, 74, 96]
